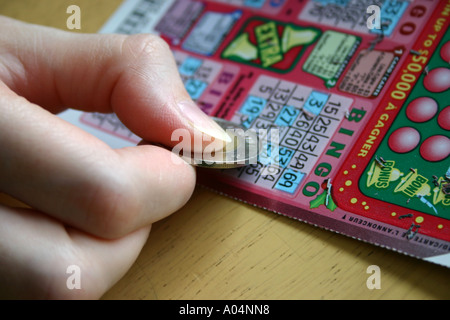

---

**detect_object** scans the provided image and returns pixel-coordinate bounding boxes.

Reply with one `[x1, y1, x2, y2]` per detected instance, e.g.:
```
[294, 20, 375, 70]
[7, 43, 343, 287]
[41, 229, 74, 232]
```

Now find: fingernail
[177, 101, 232, 143]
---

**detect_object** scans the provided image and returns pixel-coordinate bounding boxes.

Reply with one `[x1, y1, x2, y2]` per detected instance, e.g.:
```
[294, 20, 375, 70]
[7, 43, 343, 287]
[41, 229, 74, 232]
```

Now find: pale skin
[0, 16, 228, 299]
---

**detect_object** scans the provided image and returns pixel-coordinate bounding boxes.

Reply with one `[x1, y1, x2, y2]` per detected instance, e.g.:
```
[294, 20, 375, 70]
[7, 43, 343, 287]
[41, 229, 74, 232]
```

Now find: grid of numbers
[227, 75, 353, 195]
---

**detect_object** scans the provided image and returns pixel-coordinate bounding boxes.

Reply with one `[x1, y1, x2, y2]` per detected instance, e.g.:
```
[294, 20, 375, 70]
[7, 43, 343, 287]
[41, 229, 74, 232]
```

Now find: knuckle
[116, 34, 177, 87]
[123, 33, 171, 62]
[81, 171, 143, 239]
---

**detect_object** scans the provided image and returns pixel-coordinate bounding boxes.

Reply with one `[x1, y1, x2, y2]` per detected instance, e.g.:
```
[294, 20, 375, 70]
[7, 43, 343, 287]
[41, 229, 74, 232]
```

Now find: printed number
[278, 147, 294, 167]
[241, 96, 266, 116]
[301, 134, 320, 153]
[185, 79, 207, 100]
[245, 162, 263, 176]
[283, 129, 303, 148]
[261, 165, 281, 182]
[289, 153, 309, 171]
[312, 117, 331, 134]
[384, 1, 403, 15]
[240, 114, 254, 128]
[259, 85, 273, 94]
[276, 106, 299, 127]
[218, 71, 234, 84]
[323, 100, 341, 116]
[294, 119, 310, 129]
[275, 169, 304, 194]
[304, 91, 328, 116]
[272, 87, 291, 103]
[410, 5, 426, 18]
[195, 65, 213, 80]
[254, 119, 271, 130]
[260, 102, 281, 120]
[307, 98, 323, 109]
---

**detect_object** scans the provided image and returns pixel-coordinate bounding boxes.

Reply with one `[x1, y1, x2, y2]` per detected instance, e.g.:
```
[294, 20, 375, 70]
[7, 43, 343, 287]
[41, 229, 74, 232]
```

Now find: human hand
[0, 16, 228, 299]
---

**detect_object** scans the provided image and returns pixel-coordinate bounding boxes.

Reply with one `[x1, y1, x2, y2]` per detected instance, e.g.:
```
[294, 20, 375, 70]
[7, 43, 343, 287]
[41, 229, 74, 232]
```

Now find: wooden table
[1, 0, 449, 300]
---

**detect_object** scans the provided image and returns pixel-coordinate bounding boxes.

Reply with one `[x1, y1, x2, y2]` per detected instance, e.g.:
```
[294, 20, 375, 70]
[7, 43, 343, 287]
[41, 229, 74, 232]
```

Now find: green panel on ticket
[303, 30, 361, 88]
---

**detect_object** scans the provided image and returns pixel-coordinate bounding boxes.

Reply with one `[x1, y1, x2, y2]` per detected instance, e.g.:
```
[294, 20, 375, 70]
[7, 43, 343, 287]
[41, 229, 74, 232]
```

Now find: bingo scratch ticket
[60, 0, 450, 267]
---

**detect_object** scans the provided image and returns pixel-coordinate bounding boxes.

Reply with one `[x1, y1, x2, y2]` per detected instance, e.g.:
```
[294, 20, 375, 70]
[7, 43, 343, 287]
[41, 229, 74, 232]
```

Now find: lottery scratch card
[61, 0, 450, 267]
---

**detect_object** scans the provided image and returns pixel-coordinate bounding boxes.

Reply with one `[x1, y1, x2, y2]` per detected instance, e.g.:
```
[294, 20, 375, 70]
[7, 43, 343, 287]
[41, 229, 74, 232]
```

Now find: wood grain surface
[0, 0, 449, 300]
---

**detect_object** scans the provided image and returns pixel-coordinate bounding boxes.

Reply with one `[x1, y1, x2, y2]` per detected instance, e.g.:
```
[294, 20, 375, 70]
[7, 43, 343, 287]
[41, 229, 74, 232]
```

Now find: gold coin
[184, 117, 261, 169]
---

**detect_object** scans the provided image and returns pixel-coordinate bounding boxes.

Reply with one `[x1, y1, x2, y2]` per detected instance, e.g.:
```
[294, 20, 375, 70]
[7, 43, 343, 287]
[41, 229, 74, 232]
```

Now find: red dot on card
[438, 106, 450, 130]
[423, 68, 450, 93]
[388, 127, 421, 153]
[441, 41, 450, 63]
[406, 97, 438, 122]
[420, 135, 450, 162]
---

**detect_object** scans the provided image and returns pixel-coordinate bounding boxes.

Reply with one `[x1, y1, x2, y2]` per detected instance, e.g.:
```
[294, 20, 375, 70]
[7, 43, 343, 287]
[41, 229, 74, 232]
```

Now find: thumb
[110, 34, 231, 148]
[0, 16, 230, 149]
